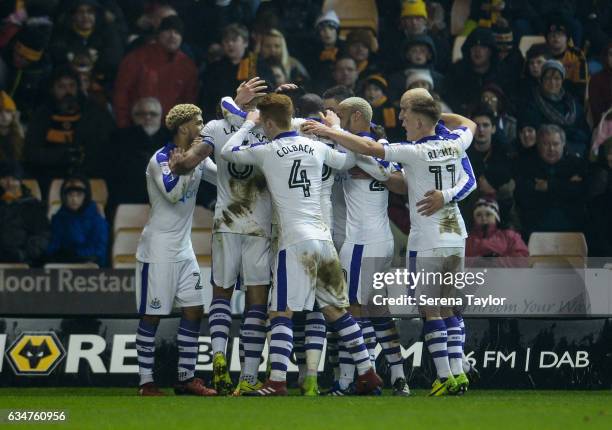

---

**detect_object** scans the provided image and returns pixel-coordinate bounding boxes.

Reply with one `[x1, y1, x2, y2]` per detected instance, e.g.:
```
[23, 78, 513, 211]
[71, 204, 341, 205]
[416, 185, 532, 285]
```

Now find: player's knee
[181, 305, 204, 320]
[141, 315, 161, 326]
[212, 285, 233, 300]
[245, 284, 269, 306]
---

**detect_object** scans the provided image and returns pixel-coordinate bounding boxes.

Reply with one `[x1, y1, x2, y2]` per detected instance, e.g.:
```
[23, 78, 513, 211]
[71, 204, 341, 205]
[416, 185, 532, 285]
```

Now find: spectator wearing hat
[49, 0, 124, 84]
[47, 175, 108, 267]
[200, 23, 261, 120]
[446, 27, 507, 114]
[480, 83, 517, 144]
[466, 197, 528, 258]
[588, 41, 612, 127]
[383, 0, 450, 73]
[514, 124, 587, 238]
[492, 21, 523, 97]
[25, 66, 115, 190]
[545, 15, 589, 99]
[388, 34, 445, 103]
[301, 10, 345, 83]
[360, 74, 403, 141]
[113, 15, 198, 128]
[510, 119, 538, 164]
[0, 160, 49, 266]
[0, 91, 24, 161]
[521, 60, 590, 157]
[344, 29, 379, 80]
[585, 138, 612, 256]
[404, 69, 451, 113]
[516, 43, 552, 108]
[0, 22, 52, 121]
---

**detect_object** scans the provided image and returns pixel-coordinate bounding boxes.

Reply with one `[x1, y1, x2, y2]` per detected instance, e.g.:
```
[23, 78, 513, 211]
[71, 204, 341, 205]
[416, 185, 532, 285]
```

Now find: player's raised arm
[302, 119, 386, 158]
[220, 111, 265, 165]
[439, 113, 477, 150]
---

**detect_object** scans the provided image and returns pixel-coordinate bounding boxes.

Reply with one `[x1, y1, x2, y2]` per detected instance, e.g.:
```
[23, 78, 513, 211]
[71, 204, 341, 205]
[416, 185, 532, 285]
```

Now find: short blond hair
[339, 97, 372, 122]
[165, 104, 201, 131]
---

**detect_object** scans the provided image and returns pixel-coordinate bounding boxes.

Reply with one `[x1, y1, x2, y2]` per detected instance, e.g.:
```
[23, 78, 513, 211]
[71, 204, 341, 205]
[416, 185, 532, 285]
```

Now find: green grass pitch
[1, 388, 611, 430]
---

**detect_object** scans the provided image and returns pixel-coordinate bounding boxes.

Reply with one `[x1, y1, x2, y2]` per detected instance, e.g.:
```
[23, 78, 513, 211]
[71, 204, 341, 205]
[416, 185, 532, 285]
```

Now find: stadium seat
[193, 206, 214, 230]
[112, 231, 141, 268]
[452, 35, 466, 63]
[113, 204, 151, 237]
[192, 230, 212, 266]
[323, 0, 378, 36]
[22, 179, 41, 200]
[519, 35, 546, 59]
[43, 263, 100, 269]
[451, 0, 471, 36]
[528, 232, 588, 268]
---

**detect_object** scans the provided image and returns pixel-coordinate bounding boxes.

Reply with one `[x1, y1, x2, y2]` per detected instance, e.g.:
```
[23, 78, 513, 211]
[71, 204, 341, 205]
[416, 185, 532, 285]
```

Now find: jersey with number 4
[384, 127, 475, 251]
[201, 119, 272, 237]
[221, 122, 356, 249]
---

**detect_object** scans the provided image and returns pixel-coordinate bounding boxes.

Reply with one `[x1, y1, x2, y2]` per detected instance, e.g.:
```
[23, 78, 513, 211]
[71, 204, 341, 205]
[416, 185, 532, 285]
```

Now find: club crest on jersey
[150, 298, 162, 309]
[228, 163, 253, 179]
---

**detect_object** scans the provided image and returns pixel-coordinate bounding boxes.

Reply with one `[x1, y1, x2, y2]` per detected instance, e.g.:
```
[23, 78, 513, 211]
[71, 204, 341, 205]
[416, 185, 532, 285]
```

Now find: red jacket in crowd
[466, 224, 529, 258]
[113, 42, 198, 128]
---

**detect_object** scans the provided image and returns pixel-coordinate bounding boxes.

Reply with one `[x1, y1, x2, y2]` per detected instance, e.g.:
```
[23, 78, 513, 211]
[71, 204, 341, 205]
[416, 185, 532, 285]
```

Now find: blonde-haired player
[134, 104, 217, 396]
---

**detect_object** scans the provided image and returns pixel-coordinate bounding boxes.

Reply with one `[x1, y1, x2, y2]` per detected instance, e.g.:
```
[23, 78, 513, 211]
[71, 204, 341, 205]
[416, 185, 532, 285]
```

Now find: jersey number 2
[429, 165, 456, 190]
[289, 159, 311, 197]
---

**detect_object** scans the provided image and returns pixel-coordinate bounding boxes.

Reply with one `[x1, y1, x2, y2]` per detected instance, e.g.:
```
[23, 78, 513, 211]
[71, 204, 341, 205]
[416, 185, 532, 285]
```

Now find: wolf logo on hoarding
[6, 332, 65, 376]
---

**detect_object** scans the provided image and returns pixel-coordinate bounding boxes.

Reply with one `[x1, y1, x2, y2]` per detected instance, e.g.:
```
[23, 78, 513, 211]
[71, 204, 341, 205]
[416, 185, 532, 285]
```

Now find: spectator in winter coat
[0, 161, 49, 266]
[113, 15, 197, 128]
[466, 197, 528, 258]
[588, 41, 612, 127]
[360, 74, 403, 141]
[521, 60, 590, 157]
[0, 91, 24, 161]
[47, 175, 108, 266]
[514, 124, 587, 239]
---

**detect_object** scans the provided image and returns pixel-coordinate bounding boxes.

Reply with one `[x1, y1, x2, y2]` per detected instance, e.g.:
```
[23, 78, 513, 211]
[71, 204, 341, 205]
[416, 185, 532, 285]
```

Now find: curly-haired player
[134, 103, 217, 396]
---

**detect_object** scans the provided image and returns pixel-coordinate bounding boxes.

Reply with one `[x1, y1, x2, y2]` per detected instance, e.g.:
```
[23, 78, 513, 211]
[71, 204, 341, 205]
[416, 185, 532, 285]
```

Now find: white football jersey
[221, 121, 356, 249]
[136, 143, 203, 263]
[384, 127, 475, 251]
[201, 119, 272, 237]
[221, 98, 336, 230]
[343, 133, 398, 245]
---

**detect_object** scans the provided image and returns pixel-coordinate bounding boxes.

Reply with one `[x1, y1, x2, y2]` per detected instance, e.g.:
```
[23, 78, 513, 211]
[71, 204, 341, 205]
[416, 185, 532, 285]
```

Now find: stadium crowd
[0, 0, 610, 267]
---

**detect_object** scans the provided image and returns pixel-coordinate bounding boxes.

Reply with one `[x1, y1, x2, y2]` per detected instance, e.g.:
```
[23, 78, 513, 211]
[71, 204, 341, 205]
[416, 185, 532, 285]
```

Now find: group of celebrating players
[133, 77, 479, 398]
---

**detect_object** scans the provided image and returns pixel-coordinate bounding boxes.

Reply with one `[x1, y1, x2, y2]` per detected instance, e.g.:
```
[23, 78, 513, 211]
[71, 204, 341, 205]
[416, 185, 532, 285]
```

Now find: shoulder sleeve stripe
[221, 100, 247, 118]
[453, 157, 475, 201]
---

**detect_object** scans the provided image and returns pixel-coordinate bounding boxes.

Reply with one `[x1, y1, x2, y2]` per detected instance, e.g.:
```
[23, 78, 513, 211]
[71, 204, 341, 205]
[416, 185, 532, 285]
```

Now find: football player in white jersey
[221, 93, 383, 396]
[167, 84, 273, 396]
[317, 96, 412, 396]
[134, 104, 217, 397]
[303, 88, 477, 396]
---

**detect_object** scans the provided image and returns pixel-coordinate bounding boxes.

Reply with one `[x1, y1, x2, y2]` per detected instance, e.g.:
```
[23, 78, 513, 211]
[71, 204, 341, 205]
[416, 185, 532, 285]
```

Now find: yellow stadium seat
[323, 0, 378, 35]
[22, 179, 41, 200]
[113, 204, 151, 237]
[112, 231, 141, 268]
[528, 232, 588, 268]
[519, 35, 546, 59]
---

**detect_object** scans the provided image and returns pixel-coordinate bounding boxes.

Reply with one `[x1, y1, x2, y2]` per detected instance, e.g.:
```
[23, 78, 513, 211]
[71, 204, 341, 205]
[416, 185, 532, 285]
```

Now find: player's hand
[246, 109, 261, 125]
[235, 77, 268, 107]
[301, 120, 330, 136]
[169, 147, 187, 174]
[275, 83, 298, 93]
[348, 166, 371, 179]
[320, 109, 340, 127]
[416, 190, 445, 216]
